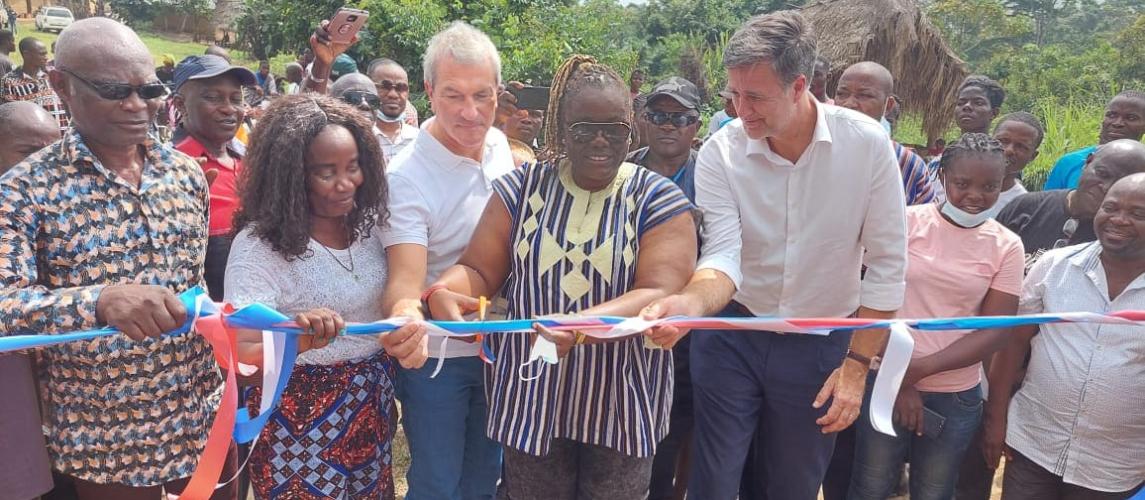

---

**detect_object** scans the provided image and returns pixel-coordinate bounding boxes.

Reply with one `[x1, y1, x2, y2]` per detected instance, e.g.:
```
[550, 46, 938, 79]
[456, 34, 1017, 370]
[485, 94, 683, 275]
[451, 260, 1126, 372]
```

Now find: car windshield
[47, 9, 70, 17]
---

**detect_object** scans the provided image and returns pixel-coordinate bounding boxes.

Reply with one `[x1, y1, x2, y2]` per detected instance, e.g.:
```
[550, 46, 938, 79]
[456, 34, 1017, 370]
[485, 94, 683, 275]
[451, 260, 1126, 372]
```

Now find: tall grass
[894, 98, 1106, 191]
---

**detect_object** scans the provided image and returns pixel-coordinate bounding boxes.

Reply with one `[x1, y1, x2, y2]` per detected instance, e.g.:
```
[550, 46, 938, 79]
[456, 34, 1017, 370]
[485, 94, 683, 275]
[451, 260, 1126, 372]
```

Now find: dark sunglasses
[644, 110, 699, 128]
[340, 90, 381, 110]
[58, 67, 168, 101]
[568, 122, 632, 144]
[376, 80, 410, 93]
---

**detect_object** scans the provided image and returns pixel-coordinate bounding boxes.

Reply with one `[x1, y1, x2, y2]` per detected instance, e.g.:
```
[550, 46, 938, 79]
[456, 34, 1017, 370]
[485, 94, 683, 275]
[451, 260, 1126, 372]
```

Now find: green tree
[928, 0, 1033, 62]
[1113, 13, 1145, 83]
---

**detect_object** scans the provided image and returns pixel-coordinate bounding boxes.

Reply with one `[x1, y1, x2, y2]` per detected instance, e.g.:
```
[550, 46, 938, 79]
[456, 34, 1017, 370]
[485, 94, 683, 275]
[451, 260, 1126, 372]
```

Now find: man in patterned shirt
[0, 36, 69, 134]
[0, 18, 235, 499]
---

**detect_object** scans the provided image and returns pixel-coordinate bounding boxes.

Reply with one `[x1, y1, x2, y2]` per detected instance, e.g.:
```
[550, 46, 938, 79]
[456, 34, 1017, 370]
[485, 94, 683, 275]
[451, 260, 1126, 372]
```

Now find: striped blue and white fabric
[486, 159, 692, 458]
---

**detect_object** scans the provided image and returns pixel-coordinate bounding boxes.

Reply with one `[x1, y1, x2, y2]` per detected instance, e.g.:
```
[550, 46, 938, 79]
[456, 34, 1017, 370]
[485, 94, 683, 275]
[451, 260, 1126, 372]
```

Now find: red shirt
[175, 135, 243, 237]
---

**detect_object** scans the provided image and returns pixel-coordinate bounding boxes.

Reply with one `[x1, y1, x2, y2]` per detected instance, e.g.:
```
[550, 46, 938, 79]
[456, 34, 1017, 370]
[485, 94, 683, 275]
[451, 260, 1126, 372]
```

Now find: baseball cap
[173, 55, 257, 92]
[646, 76, 701, 110]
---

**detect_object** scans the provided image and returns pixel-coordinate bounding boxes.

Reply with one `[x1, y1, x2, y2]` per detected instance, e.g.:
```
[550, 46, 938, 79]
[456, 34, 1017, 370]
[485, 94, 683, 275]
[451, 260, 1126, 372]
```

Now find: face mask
[880, 116, 892, 136]
[940, 200, 992, 228]
[376, 109, 406, 123]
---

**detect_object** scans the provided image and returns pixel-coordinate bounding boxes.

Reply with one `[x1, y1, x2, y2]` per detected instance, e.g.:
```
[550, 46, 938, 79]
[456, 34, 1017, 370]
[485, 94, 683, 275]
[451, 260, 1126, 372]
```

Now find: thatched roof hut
[801, 0, 968, 142]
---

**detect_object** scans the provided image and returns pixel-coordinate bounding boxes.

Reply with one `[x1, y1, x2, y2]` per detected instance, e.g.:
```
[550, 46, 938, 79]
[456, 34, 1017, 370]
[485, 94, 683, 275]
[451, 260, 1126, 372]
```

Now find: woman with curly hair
[223, 94, 396, 499]
[425, 55, 697, 498]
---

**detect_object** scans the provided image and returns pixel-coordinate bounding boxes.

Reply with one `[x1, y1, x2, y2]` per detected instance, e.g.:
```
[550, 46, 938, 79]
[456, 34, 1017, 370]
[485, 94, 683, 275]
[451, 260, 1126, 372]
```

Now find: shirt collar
[415, 118, 500, 177]
[1068, 241, 1145, 298]
[62, 129, 172, 191]
[743, 95, 833, 165]
[174, 133, 245, 162]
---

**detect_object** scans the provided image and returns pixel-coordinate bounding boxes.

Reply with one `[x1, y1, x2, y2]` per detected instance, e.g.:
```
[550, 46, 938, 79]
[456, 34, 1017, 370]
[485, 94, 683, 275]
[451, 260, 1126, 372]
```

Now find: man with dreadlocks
[424, 53, 695, 499]
[643, 11, 907, 499]
[378, 21, 510, 500]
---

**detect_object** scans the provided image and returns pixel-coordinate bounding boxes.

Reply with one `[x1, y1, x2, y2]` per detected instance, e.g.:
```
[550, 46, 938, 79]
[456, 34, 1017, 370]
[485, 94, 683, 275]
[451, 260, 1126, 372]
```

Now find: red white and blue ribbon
[3, 287, 1144, 499]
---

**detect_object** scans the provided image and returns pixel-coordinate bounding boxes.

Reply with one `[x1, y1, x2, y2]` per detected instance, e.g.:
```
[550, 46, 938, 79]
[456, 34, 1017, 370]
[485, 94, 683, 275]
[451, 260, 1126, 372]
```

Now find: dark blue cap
[173, 55, 257, 92]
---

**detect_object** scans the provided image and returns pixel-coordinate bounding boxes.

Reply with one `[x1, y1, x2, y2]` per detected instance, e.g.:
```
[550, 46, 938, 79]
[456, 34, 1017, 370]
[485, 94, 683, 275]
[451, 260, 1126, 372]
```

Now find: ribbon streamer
[3, 288, 1145, 499]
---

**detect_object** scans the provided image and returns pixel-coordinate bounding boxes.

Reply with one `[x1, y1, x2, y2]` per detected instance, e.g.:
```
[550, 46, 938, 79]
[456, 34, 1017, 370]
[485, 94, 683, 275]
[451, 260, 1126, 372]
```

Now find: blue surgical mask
[940, 201, 992, 228]
[880, 116, 892, 135]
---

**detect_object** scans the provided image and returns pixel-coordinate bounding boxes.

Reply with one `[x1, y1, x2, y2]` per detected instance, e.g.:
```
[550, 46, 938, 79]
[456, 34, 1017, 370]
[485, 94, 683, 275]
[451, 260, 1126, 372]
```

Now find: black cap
[646, 77, 701, 110]
[173, 55, 257, 92]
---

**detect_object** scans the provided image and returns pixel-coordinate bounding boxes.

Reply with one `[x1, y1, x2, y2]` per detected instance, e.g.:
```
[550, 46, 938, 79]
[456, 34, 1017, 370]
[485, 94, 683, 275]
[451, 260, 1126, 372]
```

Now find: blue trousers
[689, 304, 850, 500]
[396, 356, 502, 500]
[848, 384, 983, 500]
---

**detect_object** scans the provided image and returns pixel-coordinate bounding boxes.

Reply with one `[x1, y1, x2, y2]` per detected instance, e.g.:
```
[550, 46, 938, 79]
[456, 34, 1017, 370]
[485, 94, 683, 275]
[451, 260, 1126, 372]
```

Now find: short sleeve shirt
[903, 204, 1024, 392]
[485, 160, 692, 458]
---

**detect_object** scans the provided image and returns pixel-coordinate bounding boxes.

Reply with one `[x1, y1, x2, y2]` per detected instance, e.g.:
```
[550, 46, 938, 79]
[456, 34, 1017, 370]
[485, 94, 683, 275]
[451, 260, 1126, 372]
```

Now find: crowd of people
[0, 7, 1143, 500]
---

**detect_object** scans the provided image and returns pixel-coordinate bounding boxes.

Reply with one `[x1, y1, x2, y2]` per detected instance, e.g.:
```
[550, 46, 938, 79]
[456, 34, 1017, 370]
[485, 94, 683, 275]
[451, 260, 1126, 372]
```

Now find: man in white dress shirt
[644, 10, 907, 499]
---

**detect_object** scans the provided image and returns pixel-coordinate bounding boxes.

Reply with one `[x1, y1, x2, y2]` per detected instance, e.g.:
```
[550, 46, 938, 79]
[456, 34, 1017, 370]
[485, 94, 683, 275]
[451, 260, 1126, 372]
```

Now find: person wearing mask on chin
[367, 58, 419, 163]
[847, 134, 1023, 499]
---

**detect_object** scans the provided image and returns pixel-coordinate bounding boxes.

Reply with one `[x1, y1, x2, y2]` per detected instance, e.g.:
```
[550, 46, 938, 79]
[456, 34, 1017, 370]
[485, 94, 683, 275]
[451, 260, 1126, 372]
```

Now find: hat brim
[180, 66, 257, 90]
[646, 91, 698, 110]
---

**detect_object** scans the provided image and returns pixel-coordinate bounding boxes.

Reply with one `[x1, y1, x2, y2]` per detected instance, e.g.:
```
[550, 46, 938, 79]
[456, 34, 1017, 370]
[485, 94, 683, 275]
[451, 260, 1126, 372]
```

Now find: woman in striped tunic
[424, 55, 697, 499]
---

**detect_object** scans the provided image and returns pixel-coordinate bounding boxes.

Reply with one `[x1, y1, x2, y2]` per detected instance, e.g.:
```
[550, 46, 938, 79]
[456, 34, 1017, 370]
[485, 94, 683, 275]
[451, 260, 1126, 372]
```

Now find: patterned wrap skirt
[246, 350, 397, 499]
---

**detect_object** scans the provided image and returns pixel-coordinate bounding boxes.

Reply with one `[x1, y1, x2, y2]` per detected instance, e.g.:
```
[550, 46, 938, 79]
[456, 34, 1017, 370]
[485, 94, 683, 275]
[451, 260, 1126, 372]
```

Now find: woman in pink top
[847, 133, 1024, 500]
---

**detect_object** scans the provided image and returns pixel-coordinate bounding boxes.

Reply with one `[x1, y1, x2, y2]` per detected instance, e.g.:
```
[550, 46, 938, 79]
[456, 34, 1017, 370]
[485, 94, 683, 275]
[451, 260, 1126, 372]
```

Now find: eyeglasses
[376, 80, 410, 93]
[644, 110, 699, 128]
[58, 67, 168, 101]
[567, 122, 631, 144]
[340, 90, 381, 110]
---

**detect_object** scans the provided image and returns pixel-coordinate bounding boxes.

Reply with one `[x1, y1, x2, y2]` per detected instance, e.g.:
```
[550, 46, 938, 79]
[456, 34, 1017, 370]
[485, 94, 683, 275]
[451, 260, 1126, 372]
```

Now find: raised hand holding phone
[305, 8, 368, 93]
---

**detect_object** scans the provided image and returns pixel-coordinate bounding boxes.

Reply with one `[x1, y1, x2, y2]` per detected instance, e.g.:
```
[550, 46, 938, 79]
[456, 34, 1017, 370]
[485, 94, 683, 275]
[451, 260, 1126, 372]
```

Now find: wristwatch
[845, 350, 877, 369]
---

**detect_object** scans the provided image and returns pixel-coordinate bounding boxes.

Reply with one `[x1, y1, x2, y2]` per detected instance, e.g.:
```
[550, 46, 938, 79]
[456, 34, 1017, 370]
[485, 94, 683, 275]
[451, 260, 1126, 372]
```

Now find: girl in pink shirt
[848, 133, 1024, 499]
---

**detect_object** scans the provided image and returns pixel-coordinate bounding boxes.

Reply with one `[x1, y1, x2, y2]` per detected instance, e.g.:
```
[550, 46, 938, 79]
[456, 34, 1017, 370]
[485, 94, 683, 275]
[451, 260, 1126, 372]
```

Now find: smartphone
[509, 86, 550, 111]
[328, 7, 369, 44]
[921, 406, 946, 439]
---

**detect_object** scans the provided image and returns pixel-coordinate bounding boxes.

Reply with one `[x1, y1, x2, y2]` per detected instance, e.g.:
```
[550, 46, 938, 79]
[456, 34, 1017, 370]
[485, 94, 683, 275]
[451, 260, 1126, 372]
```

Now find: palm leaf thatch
[802, 0, 968, 141]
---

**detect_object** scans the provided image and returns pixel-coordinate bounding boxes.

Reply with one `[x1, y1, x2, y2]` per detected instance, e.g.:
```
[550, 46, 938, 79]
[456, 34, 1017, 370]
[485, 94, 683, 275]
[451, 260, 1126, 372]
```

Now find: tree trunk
[208, 0, 233, 45]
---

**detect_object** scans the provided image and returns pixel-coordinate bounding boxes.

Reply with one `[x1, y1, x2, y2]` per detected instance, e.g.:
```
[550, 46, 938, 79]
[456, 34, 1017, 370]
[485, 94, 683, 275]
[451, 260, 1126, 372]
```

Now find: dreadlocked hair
[232, 94, 389, 260]
[540, 54, 632, 161]
[938, 132, 1006, 176]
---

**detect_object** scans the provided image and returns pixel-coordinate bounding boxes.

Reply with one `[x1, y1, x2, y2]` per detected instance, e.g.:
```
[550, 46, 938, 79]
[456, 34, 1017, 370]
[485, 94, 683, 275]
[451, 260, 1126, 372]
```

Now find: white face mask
[940, 200, 992, 228]
[376, 109, 406, 123]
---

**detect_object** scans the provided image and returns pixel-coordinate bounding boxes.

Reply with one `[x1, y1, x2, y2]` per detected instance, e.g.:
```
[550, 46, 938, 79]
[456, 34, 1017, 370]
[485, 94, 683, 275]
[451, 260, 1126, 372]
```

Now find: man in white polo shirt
[378, 21, 511, 500]
[644, 10, 907, 499]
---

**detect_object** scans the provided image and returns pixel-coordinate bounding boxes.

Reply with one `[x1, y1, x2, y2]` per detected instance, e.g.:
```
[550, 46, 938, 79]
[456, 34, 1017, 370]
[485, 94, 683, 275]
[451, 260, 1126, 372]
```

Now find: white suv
[35, 7, 74, 33]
